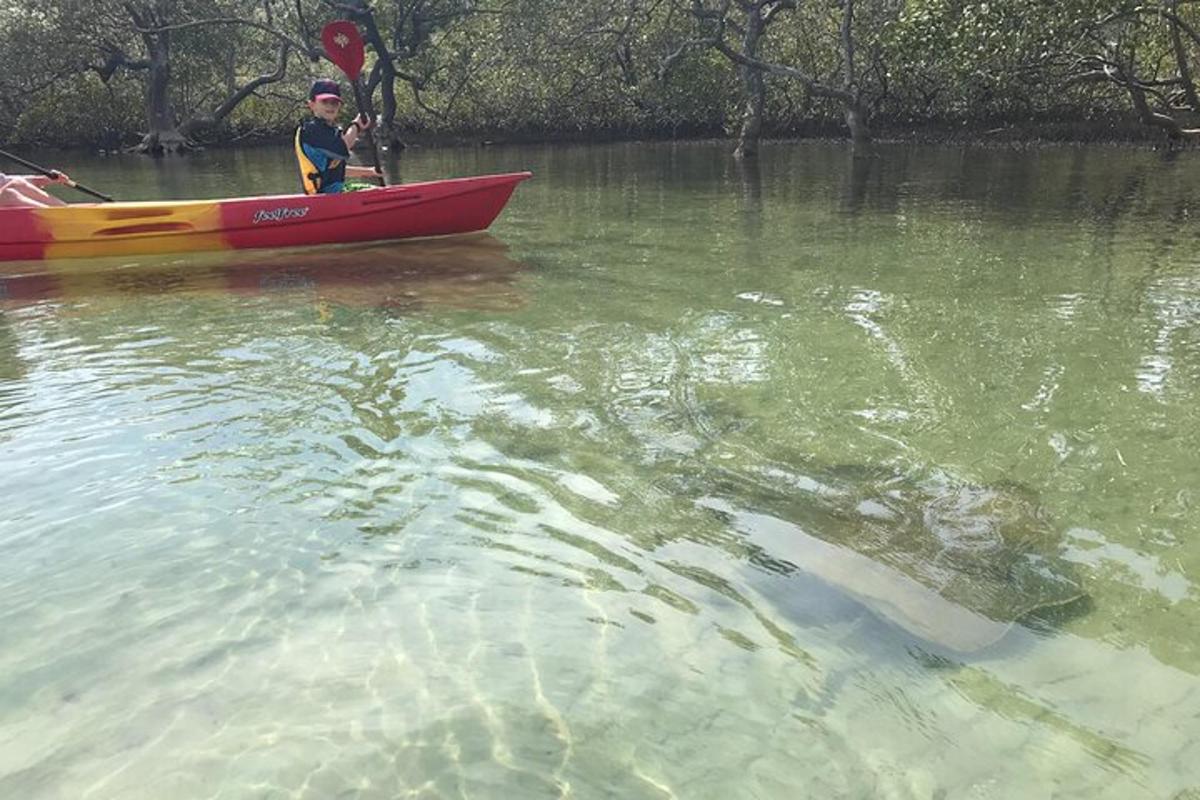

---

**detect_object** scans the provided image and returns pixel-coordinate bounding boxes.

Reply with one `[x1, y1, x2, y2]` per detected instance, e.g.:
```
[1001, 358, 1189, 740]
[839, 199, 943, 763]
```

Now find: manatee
[698, 465, 1087, 653]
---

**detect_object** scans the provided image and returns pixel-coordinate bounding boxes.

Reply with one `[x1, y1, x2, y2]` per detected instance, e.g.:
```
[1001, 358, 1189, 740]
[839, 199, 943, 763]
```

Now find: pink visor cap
[309, 79, 343, 102]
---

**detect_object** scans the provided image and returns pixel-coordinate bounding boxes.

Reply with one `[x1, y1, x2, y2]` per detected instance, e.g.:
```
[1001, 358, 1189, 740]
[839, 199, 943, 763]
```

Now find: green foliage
[881, 0, 1156, 121]
[11, 74, 143, 149]
[3, 0, 1200, 147]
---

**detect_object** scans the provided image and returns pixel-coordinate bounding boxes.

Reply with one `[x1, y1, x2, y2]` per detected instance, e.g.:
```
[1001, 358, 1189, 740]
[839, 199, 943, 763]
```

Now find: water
[1, 141, 1199, 798]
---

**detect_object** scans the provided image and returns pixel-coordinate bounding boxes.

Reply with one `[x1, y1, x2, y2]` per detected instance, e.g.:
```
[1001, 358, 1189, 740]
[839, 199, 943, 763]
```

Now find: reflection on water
[1, 141, 1199, 799]
[0, 236, 527, 314]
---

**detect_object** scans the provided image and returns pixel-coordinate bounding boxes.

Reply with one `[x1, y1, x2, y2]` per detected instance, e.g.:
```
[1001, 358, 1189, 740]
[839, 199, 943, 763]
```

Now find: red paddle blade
[322, 21, 365, 81]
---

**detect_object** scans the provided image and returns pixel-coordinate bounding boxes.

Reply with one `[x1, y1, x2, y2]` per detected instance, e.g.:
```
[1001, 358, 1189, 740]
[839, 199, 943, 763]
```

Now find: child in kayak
[0, 170, 72, 208]
[295, 78, 381, 195]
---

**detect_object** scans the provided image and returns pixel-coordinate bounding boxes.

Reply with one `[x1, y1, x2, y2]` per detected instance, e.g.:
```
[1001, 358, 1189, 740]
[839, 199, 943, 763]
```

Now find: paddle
[0, 148, 114, 202]
[321, 20, 387, 187]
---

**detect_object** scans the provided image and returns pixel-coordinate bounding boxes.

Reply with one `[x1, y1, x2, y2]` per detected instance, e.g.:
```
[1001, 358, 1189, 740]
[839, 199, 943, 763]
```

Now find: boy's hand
[47, 171, 72, 185]
[353, 114, 374, 132]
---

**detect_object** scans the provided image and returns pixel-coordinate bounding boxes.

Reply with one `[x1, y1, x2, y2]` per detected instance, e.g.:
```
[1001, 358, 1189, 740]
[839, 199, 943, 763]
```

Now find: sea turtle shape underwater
[700, 464, 1088, 653]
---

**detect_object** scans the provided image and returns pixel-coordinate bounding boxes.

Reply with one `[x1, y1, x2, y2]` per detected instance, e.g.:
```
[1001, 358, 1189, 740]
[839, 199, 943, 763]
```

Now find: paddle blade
[322, 21, 365, 81]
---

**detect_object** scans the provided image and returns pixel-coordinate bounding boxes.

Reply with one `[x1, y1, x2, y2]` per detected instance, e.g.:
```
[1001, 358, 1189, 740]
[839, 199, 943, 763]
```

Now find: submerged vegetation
[4, 0, 1200, 154]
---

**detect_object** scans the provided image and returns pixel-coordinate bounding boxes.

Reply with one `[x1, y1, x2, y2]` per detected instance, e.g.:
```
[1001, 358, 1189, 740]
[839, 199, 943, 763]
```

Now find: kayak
[0, 172, 532, 262]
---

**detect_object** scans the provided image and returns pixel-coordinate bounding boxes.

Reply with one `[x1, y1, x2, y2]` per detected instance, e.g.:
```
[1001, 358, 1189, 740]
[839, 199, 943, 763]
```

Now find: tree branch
[132, 17, 317, 60]
[190, 43, 292, 132]
[713, 41, 853, 102]
[91, 47, 151, 82]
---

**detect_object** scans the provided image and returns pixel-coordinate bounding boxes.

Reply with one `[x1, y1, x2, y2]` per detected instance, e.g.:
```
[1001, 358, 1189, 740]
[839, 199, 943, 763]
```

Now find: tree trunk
[840, 0, 871, 147]
[1127, 77, 1186, 139]
[379, 65, 404, 151]
[734, 10, 766, 160]
[845, 101, 870, 146]
[138, 32, 187, 154]
[368, 58, 404, 151]
[711, 1, 870, 149]
[1168, 0, 1200, 112]
[347, 0, 405, 152]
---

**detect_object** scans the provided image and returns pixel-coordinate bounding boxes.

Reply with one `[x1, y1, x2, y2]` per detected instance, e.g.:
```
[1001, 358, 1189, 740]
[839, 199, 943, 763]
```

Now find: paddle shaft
[349, 80, 387, 187]
[0, 148, 114, 202]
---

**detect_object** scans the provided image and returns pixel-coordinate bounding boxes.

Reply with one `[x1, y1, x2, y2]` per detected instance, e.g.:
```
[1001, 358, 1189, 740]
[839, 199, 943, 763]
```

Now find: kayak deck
[0, 172, 532, 262]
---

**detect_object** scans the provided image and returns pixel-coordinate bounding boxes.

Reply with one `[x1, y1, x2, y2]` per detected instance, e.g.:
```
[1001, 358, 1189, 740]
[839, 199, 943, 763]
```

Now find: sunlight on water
[1, 141, 1199, 799]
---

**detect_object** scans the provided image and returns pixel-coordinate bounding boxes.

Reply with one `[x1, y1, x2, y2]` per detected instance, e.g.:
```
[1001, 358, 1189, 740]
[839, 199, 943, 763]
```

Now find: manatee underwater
[693, 464, 1088, 654]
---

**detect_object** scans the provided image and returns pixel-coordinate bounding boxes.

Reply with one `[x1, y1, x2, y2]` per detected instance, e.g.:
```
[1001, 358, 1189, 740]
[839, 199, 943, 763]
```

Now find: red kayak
[0, 172, 531, 262]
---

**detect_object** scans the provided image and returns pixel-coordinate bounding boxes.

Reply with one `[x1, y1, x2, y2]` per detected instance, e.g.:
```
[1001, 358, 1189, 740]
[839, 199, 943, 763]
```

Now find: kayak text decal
[252, 206, 311, 224]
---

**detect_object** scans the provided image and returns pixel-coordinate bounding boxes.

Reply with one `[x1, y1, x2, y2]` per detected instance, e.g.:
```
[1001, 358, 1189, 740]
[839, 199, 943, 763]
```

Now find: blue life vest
[295, 118, 349, 195]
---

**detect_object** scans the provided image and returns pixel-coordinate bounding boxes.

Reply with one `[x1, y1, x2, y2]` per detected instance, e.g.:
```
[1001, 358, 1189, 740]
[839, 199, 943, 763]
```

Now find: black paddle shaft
[0, 148, 114, 202]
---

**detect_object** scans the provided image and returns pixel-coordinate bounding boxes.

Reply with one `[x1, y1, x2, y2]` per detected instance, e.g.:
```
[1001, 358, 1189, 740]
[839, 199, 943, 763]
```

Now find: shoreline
[391, 115, 1180, 151]
[21, 115, 1192, 156]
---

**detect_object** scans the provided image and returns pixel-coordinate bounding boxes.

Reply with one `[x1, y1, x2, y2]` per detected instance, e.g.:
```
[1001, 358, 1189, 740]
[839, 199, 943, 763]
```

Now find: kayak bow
[0, 172, 531, 262]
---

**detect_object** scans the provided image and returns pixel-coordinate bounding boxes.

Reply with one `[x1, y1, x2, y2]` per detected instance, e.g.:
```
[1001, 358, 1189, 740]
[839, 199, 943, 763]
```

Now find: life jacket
[294, 120, 347, 195]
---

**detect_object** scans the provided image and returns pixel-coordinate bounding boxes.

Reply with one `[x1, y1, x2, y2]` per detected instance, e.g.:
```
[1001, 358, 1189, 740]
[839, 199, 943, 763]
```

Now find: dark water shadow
[840, 148, 876, 216]
[734, 156, 764, 225]
[678, 457, 1092, 661]
[730, 156, 766, 269]
[834, 145, 909, 220]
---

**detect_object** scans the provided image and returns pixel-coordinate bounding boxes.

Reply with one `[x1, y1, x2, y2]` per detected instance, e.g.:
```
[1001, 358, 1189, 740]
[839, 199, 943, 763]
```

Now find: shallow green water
[1, 141, 1199, 798]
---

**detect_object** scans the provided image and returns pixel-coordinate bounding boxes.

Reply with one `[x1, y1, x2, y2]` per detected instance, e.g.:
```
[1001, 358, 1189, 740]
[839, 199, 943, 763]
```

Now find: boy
[0, 170, 72, 208]
[295, 78, 381, 195]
